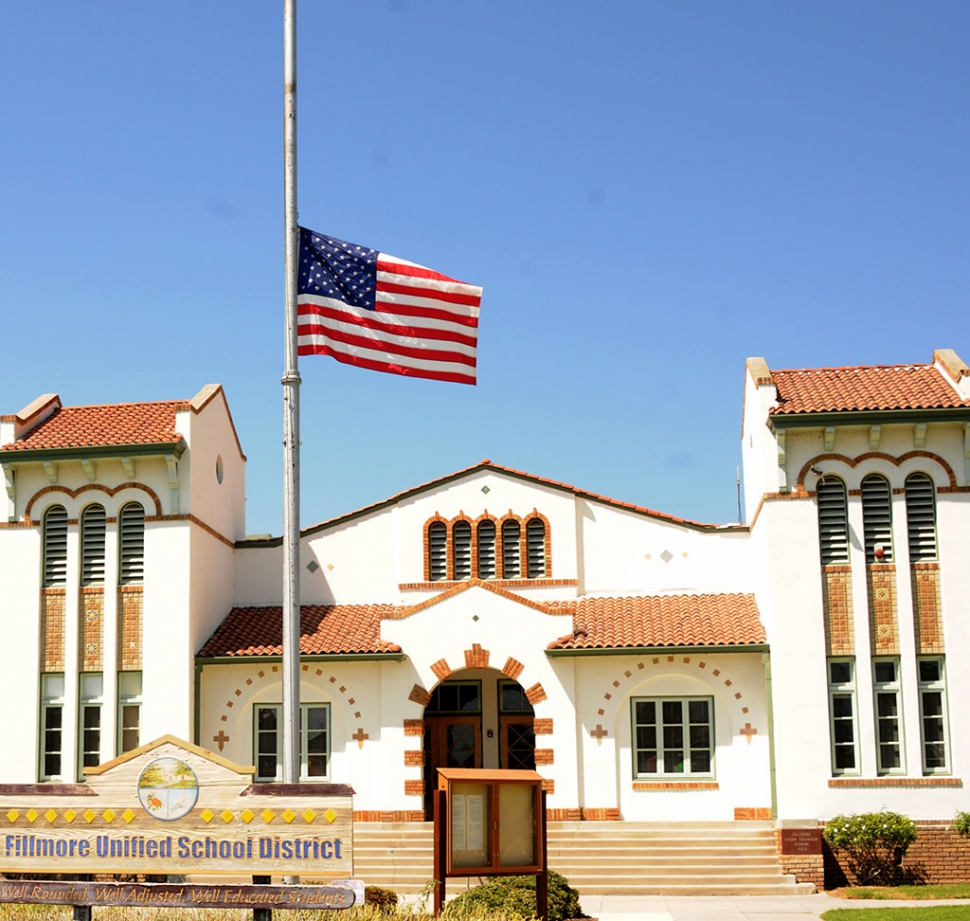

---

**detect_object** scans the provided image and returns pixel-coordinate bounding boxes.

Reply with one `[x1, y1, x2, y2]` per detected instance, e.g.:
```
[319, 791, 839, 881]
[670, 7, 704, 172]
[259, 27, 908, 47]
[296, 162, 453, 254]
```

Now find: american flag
[297, 228, 483, 385]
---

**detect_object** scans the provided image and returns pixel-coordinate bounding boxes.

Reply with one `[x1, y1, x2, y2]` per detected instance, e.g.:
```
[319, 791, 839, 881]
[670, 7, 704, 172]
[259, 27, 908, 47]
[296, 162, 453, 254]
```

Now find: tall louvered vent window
[905, 473, 938, 562]
[502, 520, 521, 578]
[428, 522, 447, 581]
[861, 475, 894, 563]
[477, 520, 496, 579]
[81, 504, 106, 586]
[43, 506, 69, 586]
[119, 503, 145, 584]
[526, 518, 546, 578]
[817, 477, 849, 565]
[453, 521, 472, 580]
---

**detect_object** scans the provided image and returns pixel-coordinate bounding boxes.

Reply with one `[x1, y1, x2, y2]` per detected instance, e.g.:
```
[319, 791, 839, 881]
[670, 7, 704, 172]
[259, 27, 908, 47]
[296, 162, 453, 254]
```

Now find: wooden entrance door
[423, 716, 482, 817]
[500, 717, 536, 770]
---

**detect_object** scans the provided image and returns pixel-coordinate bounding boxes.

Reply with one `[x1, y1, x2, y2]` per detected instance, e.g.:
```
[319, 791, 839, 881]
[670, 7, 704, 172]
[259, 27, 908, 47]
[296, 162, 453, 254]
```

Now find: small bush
[823, 811, 918, 886]
[443, 870, 585, 921]
[952, 812, 970, 840]
[365, 884, 400, 910]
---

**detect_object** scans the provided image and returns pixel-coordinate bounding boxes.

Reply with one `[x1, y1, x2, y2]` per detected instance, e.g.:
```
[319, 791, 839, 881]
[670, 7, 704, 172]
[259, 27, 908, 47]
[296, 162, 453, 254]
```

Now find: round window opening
[215, 455, 224, 484]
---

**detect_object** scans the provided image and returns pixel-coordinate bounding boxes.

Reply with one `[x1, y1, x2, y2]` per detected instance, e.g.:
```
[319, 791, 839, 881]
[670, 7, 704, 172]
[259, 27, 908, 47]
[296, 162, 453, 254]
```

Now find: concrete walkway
[586, 893, 970, 921]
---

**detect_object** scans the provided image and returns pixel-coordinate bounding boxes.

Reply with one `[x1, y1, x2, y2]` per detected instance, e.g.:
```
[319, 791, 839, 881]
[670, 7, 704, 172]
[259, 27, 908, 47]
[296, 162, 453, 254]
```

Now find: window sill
[828, 777, 961, 788]
[633, 781, 719, 790]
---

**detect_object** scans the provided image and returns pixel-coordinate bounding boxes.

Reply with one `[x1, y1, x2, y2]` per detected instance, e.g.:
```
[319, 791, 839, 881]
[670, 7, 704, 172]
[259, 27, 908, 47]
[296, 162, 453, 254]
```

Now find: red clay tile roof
[546, 593, 766, 650]
[199, 604, 404, 657]
[0, 401, 184, 452]
[770, 365, 970, 416]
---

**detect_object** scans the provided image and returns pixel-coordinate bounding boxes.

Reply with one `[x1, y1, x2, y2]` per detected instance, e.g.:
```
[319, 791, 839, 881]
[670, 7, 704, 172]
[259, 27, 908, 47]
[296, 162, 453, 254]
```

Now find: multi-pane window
[425, 681, 481, 714]
[905, 473, 938, 562]
[78, 672, 103, 779]
[452, 521, 472, 580]
[81, 504, 107, 586]
[817, 477, 849, 565]
[861, 474, 893, 562]
[428, 522, 447, 581]
[873, 659, 904, 774]
[118, 671, 142, 754]
[477, 520, 497, 579]
[827, 659, 858, 774]
[40, 673, 65, 780]
[502, 520, 521, 578]
[119, 503, 145, 584]
[254, 703, 330, 782]
[632, 697, 713, 777]
[917, 657, 948, 774]
[526, 518, 546, 578]
[43, 506, 68, 587]
[499, 680, 535, 715]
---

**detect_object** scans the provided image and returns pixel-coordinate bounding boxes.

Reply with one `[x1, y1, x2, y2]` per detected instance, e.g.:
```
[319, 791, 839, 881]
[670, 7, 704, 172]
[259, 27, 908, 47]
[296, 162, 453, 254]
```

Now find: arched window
[526, 518, 546, 578]
[816, 476, 848, 565]
[428, 521, 447, 581]
[501, 519, 521, 578]
[861, 474, 893, 563]
[43, 505, 68, 587]
[81, 504, 106, 586]
[477, 520, 496, 579]
[905, 473, 938, 562]
[119, 503, 145, 585]
[453, 521, 472, 580]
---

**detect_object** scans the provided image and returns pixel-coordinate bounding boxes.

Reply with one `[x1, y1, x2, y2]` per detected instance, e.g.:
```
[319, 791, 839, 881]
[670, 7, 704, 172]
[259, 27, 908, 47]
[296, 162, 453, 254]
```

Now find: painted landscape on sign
[137, 758, 199, 821]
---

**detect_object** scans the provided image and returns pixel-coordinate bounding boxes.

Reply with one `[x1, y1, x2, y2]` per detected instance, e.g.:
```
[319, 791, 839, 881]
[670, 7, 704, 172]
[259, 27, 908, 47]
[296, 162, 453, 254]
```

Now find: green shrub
[365, 885, 400, 910]
[823, 811, 918, 886]
[952, 812, 970, 840]
[443, 870, 585, 921]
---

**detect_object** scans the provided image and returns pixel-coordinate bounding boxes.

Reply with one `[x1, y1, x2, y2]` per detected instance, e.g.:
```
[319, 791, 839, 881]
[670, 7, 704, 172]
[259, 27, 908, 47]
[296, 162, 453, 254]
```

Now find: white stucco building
[2, 350, 969, 833]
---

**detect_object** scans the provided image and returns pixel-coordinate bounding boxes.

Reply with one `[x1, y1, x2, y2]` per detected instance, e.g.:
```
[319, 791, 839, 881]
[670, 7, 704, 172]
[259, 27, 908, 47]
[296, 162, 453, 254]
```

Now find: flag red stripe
[376, 257, 468, 285]
[299, 297, 479, 330]
[298, 307, 477, 349]
[376, 279, 482, 308]
[299, 323, 477, 367]
[298, 343, 477, 385]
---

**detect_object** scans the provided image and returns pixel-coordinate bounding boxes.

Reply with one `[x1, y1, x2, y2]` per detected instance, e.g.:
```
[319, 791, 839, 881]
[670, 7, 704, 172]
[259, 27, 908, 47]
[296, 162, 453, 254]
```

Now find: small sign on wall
[780, 827, 822, 855]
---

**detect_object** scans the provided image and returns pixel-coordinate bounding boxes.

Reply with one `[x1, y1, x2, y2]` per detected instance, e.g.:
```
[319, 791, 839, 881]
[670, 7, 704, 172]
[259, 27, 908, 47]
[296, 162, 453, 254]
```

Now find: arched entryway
[422, 669, 535, 817]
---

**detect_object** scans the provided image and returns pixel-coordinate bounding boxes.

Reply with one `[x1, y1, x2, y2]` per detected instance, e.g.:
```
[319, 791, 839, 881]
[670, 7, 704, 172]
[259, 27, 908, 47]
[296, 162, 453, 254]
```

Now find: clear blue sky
[3, 2, 969, 536]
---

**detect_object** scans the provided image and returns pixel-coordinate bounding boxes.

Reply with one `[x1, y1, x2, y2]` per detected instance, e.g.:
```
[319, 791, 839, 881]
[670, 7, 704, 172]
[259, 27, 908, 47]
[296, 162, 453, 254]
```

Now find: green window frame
[39, 673, 65, 781]
[827, 658, 858, 775]
[873, 658, 905, 775]
[917, 657, 949, 774]
[118, 671, 142, 755]
[253, 703, 330, 782]
[632, 696, 714, 778]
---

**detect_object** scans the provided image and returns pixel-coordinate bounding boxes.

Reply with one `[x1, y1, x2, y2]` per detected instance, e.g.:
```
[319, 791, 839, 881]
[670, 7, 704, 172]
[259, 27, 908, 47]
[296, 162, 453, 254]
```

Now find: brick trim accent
[533, 718, 553, 735]
[41, 588, 66, 672]
[541, 779, 554, 794]
[393, 578, 566, 619]
[524, 509, 553, 578]
[633, 781, 719, 790]
[734, 807, 772, 820]
[525, 683, 547, 705]
[822, 566, 855, 656]
[404, 779, 423, 796]
[403, 719, 425, 736]
[25, 482, 163, 521]
[867, 563, 899, 655]
[409, 685, 432, 707]
[911, 564, 945, 654]
[828, 777, 962, 787]
[404, 750, 424, 766]
[580, 808, 620, 820]
[547, 808, 581, 821]
[430, 659, 452, 681]
[502, 657, 525, 679]
[355, 810, 426, 822]
[534, 748, 554, 765]
[79, 587, 104, 670]
[796, 451, 957, 491]
[464, 643, 490, 669]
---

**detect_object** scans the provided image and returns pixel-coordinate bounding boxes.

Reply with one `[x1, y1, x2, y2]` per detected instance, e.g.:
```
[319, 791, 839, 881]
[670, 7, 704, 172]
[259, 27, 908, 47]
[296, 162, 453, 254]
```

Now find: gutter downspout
[194, 660, 203, 747]
[763, 650, 778, 819]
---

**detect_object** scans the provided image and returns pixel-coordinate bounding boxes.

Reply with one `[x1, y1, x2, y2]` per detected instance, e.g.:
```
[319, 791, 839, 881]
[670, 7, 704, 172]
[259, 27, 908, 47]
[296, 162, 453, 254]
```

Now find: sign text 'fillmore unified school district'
[0, 735, 353, 877]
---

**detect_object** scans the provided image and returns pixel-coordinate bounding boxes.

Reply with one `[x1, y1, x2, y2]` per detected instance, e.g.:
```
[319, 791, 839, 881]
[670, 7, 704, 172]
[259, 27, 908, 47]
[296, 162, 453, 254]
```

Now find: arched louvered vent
[453, 521, 472, 580]
[906, 473, 938, 562]
[817, 476, 849, 565]
[861, 474, 893, 563]
[477, 520, 496, 579]
[526, 518, 546, 578]
[428, 522, 447, 581]
[119, 503, 145, 584]
[43, 506, 68, 587]
[502, 519, 521, 578]
[81, 504, 106, 586]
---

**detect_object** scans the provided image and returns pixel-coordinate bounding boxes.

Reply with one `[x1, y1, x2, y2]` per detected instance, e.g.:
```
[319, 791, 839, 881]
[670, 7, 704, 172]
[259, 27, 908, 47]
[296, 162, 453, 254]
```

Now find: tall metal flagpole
[281, 0, 301, 787]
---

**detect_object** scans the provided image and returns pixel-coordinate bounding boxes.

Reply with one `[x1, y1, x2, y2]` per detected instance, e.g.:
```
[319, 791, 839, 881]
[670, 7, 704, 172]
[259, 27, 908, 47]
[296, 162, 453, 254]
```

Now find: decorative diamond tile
[102, 810, 116, 823]
[481, 485, 490, 494]
[221, 810, 234, 823]
[323, 808, 337, 824]
[26, 810, 38, 823]
[200, 809, 215, 824]
[6, 810, 18, 823]
[83, 809, 96, 823]
[122, 809, 136, 824]
[241, 809, 255, 824]
[327, 563, 334, 571]
[660, 550, 674, 563]
[64, 810, 77, 823]
[281, 809, 296, 824]
[306, 560, 319, 573]
[261, 809, 275, 823]
[302, 809, 316, 824]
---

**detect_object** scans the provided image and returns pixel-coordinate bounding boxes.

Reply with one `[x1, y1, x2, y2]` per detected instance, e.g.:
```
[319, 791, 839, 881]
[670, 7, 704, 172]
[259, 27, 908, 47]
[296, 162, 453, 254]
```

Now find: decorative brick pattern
[354, 810, 425, 822]
[533, 748, 554, 765]
[40, 588, 66, 672]
[866, 564, 899, 655]
[403, 750, 424, 766]
[632, 782, 719, 790]
[24, 482, 163, 522]
[821, 565, 855, 656]
[430, 659, 452, 681]
[464, 644, 489, 669]
[541, 779, 554, 794]
[117, 586, 143, 670]
[403, 719, 425, 736]
[547, 808, 580, 821]
[580, 808, 620, 820]
[525, 683, 547, 705]
[734, 807, 772, 820]
[79, 587, 104, 670]
[781, 851, 825, 889]
[409, 685, 431, 707]
[404, 780, 424, 796]
[828, 777, 961, 788]
[796, 450, 957, 491]
[533, 718, 554, 735]
[911, 563, 945, 654]
[502, 657, 525, 680]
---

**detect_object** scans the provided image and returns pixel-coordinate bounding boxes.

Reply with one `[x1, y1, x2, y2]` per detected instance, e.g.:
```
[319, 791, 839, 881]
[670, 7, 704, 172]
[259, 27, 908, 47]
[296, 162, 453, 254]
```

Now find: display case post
[433, 786, 446, 915]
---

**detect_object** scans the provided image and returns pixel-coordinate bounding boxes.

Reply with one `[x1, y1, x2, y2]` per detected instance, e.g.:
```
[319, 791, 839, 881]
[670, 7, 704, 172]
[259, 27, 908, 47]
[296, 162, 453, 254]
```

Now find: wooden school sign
[0, 735, 354, 877]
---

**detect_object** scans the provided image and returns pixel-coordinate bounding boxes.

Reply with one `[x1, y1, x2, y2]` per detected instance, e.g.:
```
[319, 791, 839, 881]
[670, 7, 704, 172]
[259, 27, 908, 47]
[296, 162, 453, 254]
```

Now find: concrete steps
[352, 821, 815, 898]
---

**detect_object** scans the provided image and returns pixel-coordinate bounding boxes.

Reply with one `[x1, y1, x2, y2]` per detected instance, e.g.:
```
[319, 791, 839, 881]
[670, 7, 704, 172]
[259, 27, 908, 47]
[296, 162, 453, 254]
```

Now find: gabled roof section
[770, 360, 970, 417]
[84, 734, 253, 776]
[546, 593, 766, 651]
[239, 459, 737, 547]
[389, 578, 575, 620]
[199, 604, 405, 658]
